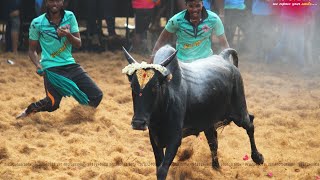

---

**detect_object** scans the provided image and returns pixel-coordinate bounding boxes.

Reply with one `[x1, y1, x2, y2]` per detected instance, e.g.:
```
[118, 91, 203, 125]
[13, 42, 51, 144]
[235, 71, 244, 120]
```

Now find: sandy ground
[0, 50, 319, 180]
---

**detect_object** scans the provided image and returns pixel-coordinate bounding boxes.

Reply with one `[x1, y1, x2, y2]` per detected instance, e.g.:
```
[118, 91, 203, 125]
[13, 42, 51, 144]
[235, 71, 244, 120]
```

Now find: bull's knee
[239, 114, 254, 131]
[249, 114, 255, 123]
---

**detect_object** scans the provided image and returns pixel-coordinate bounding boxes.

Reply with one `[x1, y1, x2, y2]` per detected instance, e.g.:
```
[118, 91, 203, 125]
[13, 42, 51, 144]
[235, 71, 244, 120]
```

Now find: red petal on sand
[267, 172, 273, 177]
[243, 154, 249, 161]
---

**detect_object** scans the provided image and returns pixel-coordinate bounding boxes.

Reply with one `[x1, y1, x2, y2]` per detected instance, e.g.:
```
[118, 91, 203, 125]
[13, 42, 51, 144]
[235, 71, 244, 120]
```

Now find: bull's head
[122, 47, 177, 130]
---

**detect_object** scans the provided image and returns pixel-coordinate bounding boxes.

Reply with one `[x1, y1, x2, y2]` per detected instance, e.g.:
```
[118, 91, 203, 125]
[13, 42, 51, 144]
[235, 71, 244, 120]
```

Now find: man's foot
[16, 108, 28, 119]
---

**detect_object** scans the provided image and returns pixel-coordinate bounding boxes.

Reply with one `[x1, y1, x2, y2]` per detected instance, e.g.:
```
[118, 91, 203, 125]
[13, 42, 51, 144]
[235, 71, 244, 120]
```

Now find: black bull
[122, 45, 264, 180]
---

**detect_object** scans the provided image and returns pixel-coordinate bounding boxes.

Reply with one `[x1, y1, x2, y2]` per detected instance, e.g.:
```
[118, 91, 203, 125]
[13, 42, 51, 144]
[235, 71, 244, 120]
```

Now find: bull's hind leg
[204, 127, 220, 169]
[237, 114, 264, 165]
[231, 114, 264, 164]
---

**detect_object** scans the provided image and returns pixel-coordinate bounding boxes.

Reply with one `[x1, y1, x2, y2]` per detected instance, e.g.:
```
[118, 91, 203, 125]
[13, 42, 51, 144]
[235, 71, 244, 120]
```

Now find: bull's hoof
[252, 151, 264, 165]
[212, 159, 220, 170]
[157, 166, 168, 180]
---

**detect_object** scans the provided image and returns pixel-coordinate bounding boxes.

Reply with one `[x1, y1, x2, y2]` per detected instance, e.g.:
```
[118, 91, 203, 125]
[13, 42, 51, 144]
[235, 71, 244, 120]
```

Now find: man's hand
[56, 25, 82, 48]
[36, 67, 44, 76]
[57, 25, 70, 37]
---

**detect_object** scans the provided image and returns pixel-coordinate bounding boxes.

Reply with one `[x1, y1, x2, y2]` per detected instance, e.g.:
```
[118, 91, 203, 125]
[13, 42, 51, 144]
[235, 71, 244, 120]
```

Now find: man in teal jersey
[16, 0, 103, 119]
[151, 0, 229, 62]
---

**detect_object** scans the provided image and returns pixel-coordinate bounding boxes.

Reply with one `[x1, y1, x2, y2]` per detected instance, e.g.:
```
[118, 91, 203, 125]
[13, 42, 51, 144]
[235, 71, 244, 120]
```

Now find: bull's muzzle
[131, 119, 148, 131]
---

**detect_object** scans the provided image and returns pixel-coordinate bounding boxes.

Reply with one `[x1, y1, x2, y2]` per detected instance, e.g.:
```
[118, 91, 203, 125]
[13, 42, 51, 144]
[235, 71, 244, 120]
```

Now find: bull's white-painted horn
[122, 46, 138, 64]
[160, 50, 178, 67]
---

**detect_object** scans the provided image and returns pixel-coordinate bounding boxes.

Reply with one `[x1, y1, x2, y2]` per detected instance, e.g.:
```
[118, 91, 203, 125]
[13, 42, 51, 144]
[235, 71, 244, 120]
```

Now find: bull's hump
[180, 57, 232, 81]
[154, 45, 176, 64]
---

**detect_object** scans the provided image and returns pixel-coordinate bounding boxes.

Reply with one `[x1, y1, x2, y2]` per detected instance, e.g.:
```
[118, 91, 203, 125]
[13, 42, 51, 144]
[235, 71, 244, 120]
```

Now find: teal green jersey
[29, 10, 79, 69]
[165, 9, 225, 62]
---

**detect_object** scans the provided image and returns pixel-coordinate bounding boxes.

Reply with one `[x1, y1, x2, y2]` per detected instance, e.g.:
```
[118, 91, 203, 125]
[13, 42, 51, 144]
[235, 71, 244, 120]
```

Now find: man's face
[186, 0, 203, 23]
[46, 0, 64, 14]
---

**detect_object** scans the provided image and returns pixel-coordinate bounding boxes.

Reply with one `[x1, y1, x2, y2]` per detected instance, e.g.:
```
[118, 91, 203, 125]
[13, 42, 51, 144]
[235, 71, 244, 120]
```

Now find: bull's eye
[152, 83, 160, 93]
[131, 82, 140, 95]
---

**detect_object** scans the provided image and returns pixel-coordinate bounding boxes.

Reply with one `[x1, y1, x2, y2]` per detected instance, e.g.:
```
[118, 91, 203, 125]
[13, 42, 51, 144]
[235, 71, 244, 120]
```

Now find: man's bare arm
[217, 33, 229, 51]
[150, 29, 174, 63]
[28, 40, 41, 70]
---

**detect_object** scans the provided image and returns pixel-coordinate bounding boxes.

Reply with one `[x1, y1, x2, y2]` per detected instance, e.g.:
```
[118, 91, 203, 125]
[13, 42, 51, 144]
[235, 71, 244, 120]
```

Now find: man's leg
[132, 8, 154, 53]
[71, 69, 103, 108]
[106, 16, 116, 36]
[5, 20, 12, 52]
[10, 15, 20, 53]
[16, 76, 63, 119]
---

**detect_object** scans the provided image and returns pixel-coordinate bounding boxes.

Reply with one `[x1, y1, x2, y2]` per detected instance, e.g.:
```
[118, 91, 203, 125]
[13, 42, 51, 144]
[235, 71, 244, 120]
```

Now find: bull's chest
[150, 127, 174, 148]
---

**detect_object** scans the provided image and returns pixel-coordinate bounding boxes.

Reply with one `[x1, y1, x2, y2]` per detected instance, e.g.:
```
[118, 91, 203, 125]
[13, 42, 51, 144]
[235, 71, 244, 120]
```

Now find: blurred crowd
[0, 0, 319, 65]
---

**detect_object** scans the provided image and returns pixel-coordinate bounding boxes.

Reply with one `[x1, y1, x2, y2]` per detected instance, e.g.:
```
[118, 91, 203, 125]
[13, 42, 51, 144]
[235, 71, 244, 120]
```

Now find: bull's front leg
[245, 114, 264, 165]
[157, 132, 182, 180]
[149, 131, 164, 168]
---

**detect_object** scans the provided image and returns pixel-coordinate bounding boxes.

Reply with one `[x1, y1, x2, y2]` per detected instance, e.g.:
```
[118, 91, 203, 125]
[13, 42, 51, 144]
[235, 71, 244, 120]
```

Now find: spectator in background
[131, 0, 157, 53]
[105, 0, 117, 37]
[86, 0, 104, 51]
[106, 16, 117, 37]
[0, 1, 6, 23]
[306, 2, 320, 64]
[266, 5, 310, 66]
[223, 0, 250, 51]
[176, 0, 187, 10]
[5, 0, 21, 53]
[0, 1, 5, 52]
[35, 0, 44, 15]
[203, 0, 213, 10]
[211, 0, 226, 15]
[250, 0, 274, 60]
[149, 0, 161, 32]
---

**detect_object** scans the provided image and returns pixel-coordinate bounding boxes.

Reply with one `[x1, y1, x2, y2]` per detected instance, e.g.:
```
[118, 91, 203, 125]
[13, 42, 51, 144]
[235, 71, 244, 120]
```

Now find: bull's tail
[219, 48, 238, 67]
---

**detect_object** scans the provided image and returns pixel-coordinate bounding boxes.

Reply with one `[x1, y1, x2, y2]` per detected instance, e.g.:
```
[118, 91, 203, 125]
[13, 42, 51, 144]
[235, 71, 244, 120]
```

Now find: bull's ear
[159, 70, 172, 83]
[166, 73, 173, 82]
[160, 50, 178, 67]
[122, 46, 138, 64]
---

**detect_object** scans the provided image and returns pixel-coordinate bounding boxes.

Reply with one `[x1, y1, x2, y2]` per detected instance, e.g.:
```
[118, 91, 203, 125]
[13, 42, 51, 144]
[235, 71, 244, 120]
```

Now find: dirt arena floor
[0, 50, 319, 180]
